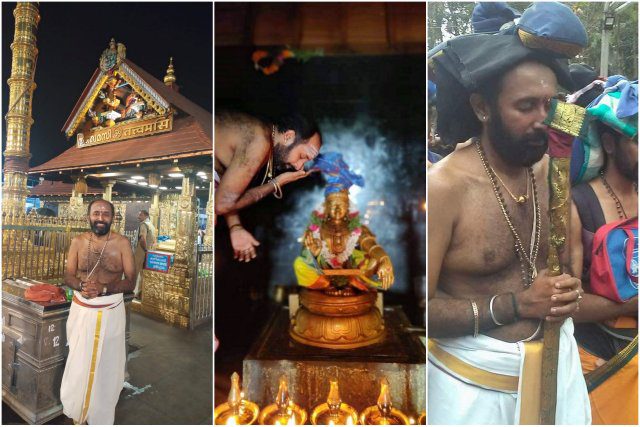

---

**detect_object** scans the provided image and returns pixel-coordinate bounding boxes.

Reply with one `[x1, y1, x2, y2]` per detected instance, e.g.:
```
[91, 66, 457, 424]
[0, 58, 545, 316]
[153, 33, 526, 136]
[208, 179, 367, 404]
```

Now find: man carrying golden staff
[214, 111, 322, 262]
[61, 200, 136, 424]
[569, 77, 638, 425]
[427, 3, 590, 424]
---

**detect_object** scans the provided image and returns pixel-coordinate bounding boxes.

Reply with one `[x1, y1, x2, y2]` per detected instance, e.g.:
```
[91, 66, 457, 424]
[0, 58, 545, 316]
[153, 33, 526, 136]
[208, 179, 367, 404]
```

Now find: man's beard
[90, 220, 112, 236]
[273, 143, 296, 172]
[487, 108, 548, 167]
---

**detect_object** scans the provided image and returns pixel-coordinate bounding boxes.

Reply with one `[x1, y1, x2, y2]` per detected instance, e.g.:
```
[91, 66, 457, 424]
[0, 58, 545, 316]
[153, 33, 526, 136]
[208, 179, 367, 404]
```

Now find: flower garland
[251, 47, 294, 76]
[307, 209, 362, 268]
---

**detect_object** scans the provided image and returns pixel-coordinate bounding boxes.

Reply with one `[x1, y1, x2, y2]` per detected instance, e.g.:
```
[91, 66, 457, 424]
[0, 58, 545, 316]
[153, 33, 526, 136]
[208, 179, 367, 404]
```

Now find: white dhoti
[60, 292, 126, 425]
[428, 319, 591, 425]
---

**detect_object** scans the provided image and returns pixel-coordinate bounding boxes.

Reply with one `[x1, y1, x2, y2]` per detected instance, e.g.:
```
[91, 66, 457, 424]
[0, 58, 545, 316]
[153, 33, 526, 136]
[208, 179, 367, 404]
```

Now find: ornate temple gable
[62, 39, 173, 148]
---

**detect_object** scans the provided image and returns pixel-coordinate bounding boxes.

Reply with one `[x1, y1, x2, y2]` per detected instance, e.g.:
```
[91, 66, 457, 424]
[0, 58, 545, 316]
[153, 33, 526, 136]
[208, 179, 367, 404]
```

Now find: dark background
[2, 2, 213, 170]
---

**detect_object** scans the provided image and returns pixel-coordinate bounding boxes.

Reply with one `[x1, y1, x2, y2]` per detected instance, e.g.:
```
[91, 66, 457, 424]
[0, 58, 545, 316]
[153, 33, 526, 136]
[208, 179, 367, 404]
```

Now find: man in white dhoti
[62, 199, 136, 424]
[428, 4, 592, 424]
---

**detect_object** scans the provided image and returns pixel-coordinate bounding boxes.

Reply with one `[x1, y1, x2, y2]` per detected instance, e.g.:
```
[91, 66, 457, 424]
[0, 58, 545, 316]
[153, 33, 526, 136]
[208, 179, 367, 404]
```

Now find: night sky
[2, 2, 212, 170]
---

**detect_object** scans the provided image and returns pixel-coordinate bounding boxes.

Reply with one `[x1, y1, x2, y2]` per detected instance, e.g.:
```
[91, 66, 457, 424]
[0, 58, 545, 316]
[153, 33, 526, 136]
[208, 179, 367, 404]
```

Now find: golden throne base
[290, 288, 385, 350]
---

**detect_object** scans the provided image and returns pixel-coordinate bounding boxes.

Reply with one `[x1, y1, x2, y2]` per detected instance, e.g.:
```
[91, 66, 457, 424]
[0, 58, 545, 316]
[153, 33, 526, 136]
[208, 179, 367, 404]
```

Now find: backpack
[590, 217, 638, 303]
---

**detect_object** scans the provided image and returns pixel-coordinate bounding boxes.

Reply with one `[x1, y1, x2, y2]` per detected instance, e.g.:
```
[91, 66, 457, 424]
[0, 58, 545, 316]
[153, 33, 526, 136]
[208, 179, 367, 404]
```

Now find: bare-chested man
[60, 199, 135, 425]
[215, 111, 322, 262]
[428, 45, 590, 422]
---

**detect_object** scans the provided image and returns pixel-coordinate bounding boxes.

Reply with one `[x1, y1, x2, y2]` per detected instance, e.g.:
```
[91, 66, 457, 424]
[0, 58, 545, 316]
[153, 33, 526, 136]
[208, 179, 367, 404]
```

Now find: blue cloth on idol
[311, 152, 364, 195]
[517, 2, 587, 57]
[472, 2, 520, 34]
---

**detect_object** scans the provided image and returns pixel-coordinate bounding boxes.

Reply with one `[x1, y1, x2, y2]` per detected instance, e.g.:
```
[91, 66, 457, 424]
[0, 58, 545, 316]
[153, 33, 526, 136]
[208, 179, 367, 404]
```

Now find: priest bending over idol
[427, 3, 590, 424]
[215, 111, 322, 262]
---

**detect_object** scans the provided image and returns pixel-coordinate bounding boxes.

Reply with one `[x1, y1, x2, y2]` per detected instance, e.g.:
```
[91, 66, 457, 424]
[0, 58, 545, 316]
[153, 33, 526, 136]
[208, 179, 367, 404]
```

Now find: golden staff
[539, 100, 587, 424]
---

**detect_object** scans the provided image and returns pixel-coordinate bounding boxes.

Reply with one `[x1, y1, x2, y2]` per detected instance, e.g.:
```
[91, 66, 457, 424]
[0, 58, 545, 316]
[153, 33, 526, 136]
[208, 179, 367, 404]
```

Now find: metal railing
[1, 212, 89, 283]
[189, 244, 212, 329]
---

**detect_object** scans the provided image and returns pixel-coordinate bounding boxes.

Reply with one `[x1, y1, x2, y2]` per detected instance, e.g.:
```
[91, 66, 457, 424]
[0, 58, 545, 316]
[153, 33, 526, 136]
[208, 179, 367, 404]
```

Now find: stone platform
[242, 305, 425, 419]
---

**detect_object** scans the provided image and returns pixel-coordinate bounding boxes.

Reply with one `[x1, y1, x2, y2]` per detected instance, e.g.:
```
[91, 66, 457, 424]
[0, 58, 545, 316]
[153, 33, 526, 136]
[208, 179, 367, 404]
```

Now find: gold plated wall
[138, 172, 199, 328]
[204, 182, 214, 245]
[3, 3, 40, 215]
[159, 193, 179, 236]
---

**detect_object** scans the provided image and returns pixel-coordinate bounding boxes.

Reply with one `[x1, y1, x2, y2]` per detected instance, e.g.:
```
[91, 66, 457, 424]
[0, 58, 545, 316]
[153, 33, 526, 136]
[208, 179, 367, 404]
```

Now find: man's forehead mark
[90, 203, 111, 213]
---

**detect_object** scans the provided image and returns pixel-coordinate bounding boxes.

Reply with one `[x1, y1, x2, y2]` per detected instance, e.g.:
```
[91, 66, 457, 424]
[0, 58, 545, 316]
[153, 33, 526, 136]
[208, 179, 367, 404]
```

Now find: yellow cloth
[293, 249, 382, 290]
[428, 339, 543, 424]
[579, 345, 638, 425]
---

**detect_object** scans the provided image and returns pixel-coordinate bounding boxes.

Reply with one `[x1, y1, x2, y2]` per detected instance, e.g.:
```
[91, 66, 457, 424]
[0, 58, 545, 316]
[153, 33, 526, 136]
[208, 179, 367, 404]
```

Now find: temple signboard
[144, 250, 174, 273]
[76, 115, 173, 148]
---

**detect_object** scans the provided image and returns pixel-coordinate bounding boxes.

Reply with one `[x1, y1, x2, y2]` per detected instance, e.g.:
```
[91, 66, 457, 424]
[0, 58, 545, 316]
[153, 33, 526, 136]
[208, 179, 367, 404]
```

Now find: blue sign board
[144, 251, 173, 273]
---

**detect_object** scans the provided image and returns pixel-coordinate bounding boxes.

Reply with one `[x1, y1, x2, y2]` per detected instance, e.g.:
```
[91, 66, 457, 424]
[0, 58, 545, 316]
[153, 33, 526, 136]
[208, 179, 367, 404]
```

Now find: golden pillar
[102, 179, 116, 202]
[150, 191, 160, 232]
[204, 181, 213, 246]
[3, 3, 40, 215]
[174, 168, 198, 271]
[147, 173, 161, 231]
[69, 176, 87, 219]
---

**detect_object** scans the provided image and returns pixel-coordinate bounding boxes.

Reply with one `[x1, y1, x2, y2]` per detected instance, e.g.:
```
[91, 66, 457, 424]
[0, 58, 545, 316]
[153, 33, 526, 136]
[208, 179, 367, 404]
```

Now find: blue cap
[472, 2, 520, 34]
[517, 2, 587, 58]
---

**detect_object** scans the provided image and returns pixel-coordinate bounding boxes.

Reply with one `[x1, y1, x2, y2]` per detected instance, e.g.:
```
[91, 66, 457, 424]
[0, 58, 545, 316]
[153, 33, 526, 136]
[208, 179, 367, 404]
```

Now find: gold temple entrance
[18, 39, 213, 329]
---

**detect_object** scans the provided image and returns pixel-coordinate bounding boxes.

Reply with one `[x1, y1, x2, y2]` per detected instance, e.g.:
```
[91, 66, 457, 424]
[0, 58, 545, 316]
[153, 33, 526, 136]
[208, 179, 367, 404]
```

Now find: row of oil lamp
[214, 373, 426, 425]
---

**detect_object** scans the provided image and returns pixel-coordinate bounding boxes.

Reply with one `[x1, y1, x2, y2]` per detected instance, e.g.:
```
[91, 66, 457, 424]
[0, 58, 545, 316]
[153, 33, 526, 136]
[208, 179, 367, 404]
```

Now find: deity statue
[291, 152, 394, 349]
[101, 76, 123, 127]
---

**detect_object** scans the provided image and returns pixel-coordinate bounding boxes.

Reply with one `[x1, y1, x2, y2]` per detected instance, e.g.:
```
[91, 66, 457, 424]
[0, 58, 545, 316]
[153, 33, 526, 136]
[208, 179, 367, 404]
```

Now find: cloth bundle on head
[472, 2, 520, 34]
[310, 152, 364, 195]
[430, 1, 586, 146]
[516, 2, 587, 58]
[570, 78, 638, 184]
[567, 63, 604, 107]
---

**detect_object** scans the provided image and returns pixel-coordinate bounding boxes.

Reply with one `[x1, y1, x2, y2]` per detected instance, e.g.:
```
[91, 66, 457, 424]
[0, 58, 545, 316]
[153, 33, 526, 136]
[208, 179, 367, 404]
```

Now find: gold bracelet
[270, 179, 283, 199]
[471, 300, 479, 338]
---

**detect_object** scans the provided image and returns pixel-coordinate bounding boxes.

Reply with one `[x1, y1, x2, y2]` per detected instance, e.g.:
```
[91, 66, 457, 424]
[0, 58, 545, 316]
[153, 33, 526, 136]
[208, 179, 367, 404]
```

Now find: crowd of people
[428, 2, 637, 425]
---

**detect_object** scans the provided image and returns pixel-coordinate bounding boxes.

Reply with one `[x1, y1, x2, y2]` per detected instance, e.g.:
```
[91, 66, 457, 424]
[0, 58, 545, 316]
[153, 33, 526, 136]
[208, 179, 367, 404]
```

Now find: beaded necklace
[261, 125, 275, 186]
[599, 170, 637, 220]
[87, 231, 111, 281]
[475, 140, 541, 287]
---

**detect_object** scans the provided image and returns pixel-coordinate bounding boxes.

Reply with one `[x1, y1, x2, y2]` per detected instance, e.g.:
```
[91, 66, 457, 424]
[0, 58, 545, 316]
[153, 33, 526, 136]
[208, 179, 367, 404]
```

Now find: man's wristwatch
[101, 285, 108, 296]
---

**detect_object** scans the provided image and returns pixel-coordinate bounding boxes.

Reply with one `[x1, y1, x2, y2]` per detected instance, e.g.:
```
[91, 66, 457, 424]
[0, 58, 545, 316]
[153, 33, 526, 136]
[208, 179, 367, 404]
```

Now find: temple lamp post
[600, 2, 633, 77]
